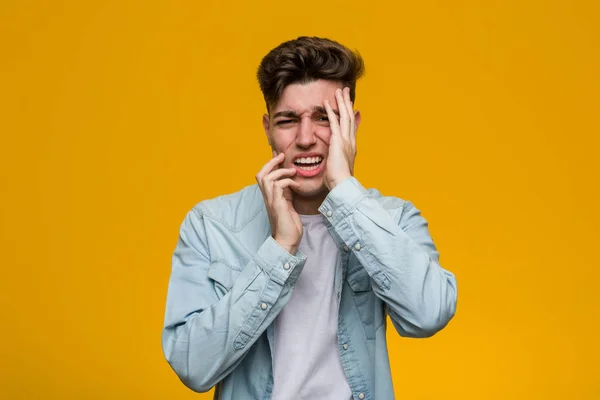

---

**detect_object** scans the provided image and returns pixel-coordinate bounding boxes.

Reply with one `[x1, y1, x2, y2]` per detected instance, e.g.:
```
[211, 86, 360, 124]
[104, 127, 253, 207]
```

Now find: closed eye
[276, 119, 294, 126]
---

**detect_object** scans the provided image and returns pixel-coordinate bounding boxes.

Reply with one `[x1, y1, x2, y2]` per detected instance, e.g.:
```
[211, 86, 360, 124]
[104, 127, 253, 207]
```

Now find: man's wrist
[272, 236, 298, 255]
[327, 174, 352, 191]
[319, 176, 367, 223]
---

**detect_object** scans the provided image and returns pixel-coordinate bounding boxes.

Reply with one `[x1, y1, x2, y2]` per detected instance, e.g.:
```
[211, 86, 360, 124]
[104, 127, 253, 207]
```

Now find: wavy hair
[257, 36, 365, 113]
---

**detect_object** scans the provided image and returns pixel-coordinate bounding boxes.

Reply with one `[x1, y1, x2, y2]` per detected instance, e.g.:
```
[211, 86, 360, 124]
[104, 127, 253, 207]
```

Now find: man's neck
[293, 190, 329, 216]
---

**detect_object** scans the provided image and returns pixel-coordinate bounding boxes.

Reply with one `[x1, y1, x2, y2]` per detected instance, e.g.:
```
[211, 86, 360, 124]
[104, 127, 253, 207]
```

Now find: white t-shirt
[271, 213, 352, 400]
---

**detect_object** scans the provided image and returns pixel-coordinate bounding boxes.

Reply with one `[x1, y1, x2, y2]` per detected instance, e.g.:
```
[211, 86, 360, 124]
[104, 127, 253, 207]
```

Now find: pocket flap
[346, 262, 372, 292]
[206, 262, 237, 291]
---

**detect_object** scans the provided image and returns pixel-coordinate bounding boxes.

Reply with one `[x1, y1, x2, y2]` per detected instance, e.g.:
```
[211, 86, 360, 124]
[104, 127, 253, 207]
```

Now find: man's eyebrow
[272, 110, 299, 119]
[312, 105, 339, 117]
[272, 106, 339, 119]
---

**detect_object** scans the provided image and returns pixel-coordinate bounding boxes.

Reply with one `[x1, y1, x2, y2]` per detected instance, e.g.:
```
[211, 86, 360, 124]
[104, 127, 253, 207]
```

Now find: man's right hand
[256, 151, 303, 255]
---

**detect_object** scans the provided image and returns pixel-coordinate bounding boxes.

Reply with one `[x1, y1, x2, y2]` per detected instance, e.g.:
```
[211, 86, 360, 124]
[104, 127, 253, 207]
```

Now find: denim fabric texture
[162, 176, 458, 400]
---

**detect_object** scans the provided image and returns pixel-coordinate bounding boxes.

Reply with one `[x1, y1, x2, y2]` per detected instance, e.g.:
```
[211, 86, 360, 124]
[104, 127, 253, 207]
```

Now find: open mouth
[293, 156, 323, 171]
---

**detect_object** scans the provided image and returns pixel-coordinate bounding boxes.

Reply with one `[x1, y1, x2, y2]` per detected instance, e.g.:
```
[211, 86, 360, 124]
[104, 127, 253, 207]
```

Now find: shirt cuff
[254, 236, 307, 286]
[318, 176, 368, 226]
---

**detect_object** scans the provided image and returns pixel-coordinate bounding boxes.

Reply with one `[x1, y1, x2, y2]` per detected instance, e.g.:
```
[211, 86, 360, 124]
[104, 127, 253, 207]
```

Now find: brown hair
[257, 36, 365, 113]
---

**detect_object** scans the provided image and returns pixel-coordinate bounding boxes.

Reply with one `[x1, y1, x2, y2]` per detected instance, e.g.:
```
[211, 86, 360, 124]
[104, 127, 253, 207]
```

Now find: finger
[256, 152, 285, 183]
[261, 168, 296, 204]
[324, 99, 341, 139]
[273, 178, 300, 205]
[274, 178, 300, 190]
[344, 87, 356, 137]
[343, 87, 357, 149]
[282, 185, 294, 202]
[257, 153, 285, 203]
[265, 167, 297, 183]
[343, 87, 354, 120]
[350, 110, 357, 150]
[336, 88, 350, 140]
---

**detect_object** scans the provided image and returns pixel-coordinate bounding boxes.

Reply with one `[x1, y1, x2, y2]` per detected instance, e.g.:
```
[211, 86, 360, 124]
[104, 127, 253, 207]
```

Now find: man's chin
[292, 181, 328, 198]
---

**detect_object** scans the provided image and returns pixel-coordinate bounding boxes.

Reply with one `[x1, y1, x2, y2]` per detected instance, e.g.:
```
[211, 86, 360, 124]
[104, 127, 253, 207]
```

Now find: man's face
[263, 79, 357, 198]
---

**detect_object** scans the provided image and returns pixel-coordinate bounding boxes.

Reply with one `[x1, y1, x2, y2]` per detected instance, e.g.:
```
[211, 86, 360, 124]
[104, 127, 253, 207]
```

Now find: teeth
[295, 156, 322, 164]
[297, 164, 320, 171]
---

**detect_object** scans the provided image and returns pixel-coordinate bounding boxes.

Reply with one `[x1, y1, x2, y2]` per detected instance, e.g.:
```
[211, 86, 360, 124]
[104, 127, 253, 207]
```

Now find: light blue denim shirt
[162, 177, 458, 399]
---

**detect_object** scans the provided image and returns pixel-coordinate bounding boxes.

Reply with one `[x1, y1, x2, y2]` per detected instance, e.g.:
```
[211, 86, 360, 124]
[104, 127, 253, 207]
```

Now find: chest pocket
[346, 257, 384, 340]
[207, 262, 241, 299]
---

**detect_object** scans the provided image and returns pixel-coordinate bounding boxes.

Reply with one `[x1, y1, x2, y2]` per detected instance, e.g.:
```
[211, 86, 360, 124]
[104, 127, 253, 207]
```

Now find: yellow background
[1, 0, 598, 398]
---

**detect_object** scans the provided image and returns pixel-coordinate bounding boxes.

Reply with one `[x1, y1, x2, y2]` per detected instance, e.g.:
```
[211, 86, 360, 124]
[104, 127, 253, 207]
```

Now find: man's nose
[295, 118, 317, 148]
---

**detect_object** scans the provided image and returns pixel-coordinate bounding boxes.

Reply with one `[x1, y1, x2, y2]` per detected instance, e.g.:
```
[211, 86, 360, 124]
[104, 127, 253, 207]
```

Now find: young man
[162, 36, 458, 400]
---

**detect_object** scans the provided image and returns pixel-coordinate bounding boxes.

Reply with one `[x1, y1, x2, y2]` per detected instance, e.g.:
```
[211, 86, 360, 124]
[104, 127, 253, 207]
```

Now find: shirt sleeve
[318, 177, 458, 338]
[162, 208, 307, 392]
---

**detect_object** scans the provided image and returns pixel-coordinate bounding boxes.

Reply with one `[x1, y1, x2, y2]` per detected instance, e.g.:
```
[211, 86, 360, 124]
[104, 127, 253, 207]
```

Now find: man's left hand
[323, 86, 358, 191]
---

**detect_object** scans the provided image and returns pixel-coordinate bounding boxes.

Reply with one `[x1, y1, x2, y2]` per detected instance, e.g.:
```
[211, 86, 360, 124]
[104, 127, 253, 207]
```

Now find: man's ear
[354, 110, 362, 131]
[262, 113, 272, 146]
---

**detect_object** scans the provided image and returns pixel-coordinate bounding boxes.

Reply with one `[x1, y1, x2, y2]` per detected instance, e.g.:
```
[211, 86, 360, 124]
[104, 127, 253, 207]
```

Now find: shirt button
[343, 343, 348, 350]
[354, 243, 361, 251]
[260, 302, 268, 310]
[358, 393, 365, 399]
[283, 262, 290, 270]
[343, 245, 349, 252]
[326, 210, 332, 217]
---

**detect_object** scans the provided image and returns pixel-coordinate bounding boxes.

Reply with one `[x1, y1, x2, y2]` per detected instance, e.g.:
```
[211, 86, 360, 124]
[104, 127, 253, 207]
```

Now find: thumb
[282, 185, 294, 202]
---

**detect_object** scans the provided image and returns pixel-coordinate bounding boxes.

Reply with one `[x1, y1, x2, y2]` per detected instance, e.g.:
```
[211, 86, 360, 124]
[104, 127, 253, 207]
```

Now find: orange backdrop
[1, 0, 599, 398]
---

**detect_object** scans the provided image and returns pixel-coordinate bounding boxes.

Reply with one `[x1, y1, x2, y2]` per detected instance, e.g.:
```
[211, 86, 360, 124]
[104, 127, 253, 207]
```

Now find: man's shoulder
[364, 184, 430, 230]
[364, 185, 408, 213]
[190, 183, 265, 231]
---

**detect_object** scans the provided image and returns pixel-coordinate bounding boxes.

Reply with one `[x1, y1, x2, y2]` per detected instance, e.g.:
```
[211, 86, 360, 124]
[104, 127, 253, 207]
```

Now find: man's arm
[162, 208, 306, 392]
[318, 177, 457, 338]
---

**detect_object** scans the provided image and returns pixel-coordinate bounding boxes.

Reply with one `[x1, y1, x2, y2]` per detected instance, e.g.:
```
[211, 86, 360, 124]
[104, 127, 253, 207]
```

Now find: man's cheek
[273, 135, 294, 151]
[315, 130, 331, 145]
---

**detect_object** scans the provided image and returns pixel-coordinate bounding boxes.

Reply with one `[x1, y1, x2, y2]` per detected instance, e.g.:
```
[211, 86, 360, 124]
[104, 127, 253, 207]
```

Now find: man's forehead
[274, 97, 326, 113]
[278, 80, 340, 101]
